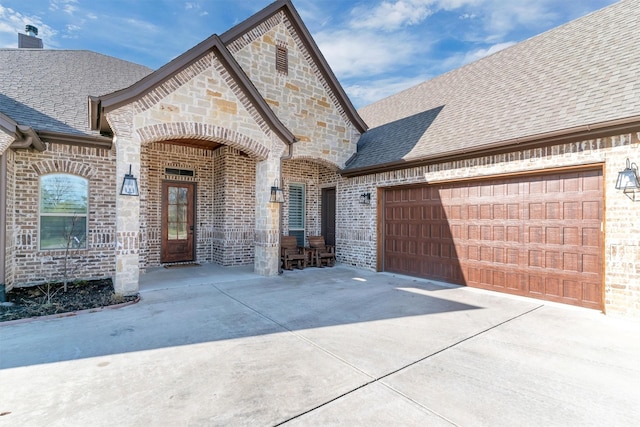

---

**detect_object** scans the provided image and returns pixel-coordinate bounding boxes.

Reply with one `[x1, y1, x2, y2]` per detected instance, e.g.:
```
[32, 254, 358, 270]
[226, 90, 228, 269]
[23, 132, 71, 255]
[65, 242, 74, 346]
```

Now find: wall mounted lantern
[615, 158, 640, 201]
[120, 164, 139, 196]
[360, 192, 371, 205]
[269, 178, 285, 204]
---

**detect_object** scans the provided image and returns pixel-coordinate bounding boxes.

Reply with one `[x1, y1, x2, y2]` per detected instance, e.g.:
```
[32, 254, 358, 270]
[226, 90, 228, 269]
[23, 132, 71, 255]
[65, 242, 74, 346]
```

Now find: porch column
[110, 108, 141, 295]
[254, 153, 282, 276]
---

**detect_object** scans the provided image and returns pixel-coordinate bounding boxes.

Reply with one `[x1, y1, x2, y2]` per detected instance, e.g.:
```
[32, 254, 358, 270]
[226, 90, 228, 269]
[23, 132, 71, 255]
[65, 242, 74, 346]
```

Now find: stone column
[109, 107, 141, 295]
[254, 149, 283, 276]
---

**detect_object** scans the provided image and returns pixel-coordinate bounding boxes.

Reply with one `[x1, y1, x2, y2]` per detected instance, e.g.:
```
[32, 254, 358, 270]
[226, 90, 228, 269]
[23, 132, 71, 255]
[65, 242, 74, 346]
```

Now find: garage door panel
[583, 282, 601, 305]
[564, 227, 579, 245]
[383, 169, 603, 309]
[506, 272, 520, 290]
[546, 278, 561, 297]
[563, 280, 581, 300]
[582, 201, 601, 219]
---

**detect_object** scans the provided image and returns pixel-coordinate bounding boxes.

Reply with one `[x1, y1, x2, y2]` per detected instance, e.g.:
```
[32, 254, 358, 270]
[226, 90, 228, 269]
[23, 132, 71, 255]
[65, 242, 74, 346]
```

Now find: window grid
[288, 183, 305, 247]
[39, 173, 89, 250]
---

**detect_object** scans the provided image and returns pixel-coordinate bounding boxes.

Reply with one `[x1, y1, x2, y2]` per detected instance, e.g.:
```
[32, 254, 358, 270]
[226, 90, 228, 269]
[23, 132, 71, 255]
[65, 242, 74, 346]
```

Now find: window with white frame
[288, 183, 305, 247]
[39, 174, 88, 250]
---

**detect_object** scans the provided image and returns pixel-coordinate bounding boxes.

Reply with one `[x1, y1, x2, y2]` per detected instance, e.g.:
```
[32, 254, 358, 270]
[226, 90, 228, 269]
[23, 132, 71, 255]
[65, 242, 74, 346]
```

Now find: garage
[382, 168, 603, 309]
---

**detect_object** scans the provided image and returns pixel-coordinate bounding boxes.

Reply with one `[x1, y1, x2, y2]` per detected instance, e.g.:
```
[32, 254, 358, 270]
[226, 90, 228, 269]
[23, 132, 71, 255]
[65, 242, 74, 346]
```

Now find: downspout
[277, 141, 296, 274]
[0, 152, 7, 301]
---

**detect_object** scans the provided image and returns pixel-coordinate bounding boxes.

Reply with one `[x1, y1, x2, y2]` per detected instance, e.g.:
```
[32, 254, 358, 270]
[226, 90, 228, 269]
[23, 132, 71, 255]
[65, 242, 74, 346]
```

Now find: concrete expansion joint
[274, 304, 546, 426]
[200, 280, 547, 425]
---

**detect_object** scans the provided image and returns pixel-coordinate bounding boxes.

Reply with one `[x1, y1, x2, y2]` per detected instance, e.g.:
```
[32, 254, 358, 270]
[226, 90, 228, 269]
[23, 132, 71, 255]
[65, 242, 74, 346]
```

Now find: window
[165, 168, 194, 177]
[39, 174, 88, 250]
[276, 45, 288, 75]
[288, 183, 305, 246]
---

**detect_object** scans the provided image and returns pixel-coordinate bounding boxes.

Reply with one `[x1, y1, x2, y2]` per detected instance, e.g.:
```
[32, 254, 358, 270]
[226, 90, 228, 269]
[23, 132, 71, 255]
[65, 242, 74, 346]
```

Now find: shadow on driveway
[0, 266, 487, 369]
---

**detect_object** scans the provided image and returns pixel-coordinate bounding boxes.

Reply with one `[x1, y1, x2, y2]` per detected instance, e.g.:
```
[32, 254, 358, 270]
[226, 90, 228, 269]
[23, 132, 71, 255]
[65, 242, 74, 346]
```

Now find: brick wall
[337, 133, 640, 318]
[3, 149, 15, 290]
[9, 143, 116, 287]
[140, 142, 214, 267]
[281, 159, 341, 246]
[212, 146, 256, 266]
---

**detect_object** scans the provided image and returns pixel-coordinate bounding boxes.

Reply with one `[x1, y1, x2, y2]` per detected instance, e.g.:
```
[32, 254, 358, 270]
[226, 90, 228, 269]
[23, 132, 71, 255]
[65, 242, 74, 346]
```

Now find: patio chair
[307, 236, 335, 267]
[280, 235, 307, 270]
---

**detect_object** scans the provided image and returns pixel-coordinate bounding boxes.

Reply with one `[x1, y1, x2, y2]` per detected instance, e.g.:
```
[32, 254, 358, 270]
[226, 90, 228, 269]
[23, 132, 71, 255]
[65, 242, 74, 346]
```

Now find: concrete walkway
[1, 264, 638, 426]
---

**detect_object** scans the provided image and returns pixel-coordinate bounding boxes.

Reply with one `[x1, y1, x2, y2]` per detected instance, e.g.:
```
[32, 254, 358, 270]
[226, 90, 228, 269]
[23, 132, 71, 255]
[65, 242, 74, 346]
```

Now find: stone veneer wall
[140, 142, 214, 268]
[228, 11, 360, 169]
[338, 133, 640, 318]
[9, 144, 116, 287]
[212, 146, 257, 266]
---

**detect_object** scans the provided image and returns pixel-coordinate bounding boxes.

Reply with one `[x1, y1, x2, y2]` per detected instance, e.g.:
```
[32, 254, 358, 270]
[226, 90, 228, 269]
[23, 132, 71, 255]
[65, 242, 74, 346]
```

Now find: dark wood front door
[161, 181, 195, 263]
[321, 187, 336, 246]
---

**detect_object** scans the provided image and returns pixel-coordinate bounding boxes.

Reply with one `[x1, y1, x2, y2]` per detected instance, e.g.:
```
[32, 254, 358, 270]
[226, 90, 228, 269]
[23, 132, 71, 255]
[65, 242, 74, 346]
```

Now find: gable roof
[220, 0, 367, 134]
[90, 0, 367, 143]
[346, 0, 640, 175]
[0, 49, 151, 145]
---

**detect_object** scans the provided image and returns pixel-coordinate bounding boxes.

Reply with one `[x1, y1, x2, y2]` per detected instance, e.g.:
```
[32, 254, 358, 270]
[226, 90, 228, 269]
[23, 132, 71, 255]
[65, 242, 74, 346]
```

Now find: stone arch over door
[136, 122, 270, 161]
[289, 154, 343, 172]
[136, 122, 280, 272]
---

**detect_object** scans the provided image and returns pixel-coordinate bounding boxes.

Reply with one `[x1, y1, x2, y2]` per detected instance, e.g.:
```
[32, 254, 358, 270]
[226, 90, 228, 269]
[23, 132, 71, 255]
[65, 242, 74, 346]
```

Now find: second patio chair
[307, 235, 335, 267]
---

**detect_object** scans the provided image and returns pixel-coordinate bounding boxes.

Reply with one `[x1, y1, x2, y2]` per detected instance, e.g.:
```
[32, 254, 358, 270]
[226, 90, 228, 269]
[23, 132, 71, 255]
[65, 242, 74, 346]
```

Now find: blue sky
[0, 0, 617, 108]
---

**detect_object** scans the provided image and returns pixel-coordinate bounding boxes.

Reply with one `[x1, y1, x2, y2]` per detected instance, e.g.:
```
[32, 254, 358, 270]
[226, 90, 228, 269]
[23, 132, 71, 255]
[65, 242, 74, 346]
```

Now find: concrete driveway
[1, 265, 638, 426]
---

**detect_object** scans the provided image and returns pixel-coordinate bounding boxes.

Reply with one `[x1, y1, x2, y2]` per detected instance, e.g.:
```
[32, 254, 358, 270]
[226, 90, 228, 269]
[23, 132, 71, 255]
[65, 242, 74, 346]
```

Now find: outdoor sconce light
[120, 164, 139, 196]
[360, 192, 371, 205]
[615, 158, 640, 201]
[269, 178, 285, 204]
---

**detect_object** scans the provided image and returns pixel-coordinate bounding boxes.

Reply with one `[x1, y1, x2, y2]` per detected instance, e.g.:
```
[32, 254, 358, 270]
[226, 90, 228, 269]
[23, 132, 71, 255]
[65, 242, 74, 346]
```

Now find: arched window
[39, 174, 88, 250]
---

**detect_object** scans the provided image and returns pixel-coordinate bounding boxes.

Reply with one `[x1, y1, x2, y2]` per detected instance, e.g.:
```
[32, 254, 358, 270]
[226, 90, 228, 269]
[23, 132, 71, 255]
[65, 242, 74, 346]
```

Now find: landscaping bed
[0, 279, 138, 322]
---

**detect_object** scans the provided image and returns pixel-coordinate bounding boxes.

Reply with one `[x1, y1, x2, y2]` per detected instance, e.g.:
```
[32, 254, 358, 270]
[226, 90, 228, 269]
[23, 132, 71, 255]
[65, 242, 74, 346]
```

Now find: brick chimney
[18, 25, 43, 49]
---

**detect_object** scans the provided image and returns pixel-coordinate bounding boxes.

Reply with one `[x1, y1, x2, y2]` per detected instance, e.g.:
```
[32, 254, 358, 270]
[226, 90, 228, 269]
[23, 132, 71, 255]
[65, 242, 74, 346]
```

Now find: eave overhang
[342, 116, 640, 178]
[2, 111, 112, 151]
[220, 0, 368, 134]
[89, 34, 296, 145]
[0, 112, 45, 152]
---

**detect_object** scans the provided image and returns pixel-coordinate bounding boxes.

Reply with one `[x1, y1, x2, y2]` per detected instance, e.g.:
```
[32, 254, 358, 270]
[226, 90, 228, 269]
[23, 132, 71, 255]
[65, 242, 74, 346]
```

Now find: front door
[161, 181, 195, 263]
[321, 187, 336, 246]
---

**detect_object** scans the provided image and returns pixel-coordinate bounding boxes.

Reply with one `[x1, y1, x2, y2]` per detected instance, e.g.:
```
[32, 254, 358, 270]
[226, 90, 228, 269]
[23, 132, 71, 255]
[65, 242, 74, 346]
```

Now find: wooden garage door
[383, 169, 603, 309]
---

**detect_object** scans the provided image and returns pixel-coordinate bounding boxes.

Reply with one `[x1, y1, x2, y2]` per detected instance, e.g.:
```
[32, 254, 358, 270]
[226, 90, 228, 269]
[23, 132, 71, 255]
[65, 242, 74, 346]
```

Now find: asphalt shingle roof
[350, 0, 640, 171]
[0, 49, 152, 136]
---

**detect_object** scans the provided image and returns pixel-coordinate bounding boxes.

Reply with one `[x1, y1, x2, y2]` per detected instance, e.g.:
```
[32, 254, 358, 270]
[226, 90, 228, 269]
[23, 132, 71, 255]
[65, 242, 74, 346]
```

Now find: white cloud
[462, 41, 515, 63]
[481, 0, 558, 41]
[49, 0, 79, 16]
[0, 5, 57, 48]
[347, 75, 432, 107]
[316, 29, 425, 79]
[350, 0, 435, 31]
[62, 23, 81, 39]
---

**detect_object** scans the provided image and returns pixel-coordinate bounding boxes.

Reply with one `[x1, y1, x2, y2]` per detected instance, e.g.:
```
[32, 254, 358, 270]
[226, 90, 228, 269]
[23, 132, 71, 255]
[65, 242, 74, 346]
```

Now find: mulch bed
[0, 279, 138, 322]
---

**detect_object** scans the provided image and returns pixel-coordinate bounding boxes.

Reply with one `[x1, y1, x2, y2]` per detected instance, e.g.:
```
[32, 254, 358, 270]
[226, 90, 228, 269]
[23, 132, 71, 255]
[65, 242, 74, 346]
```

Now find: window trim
[38, 173, 89, 251]
[288, 183, 305, 247]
